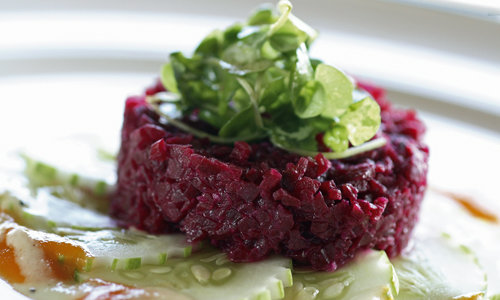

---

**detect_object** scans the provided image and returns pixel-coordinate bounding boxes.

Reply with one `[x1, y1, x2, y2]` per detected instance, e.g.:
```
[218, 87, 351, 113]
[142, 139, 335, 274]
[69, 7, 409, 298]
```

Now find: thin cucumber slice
[57, 227, 195, 271]
[0, 183, 194, 271]
[21, 137, 116, 196]
[392, 233, 487, 300]
[83, 248, 293, 300]
[284, 250, 398, 300]
[0, 192, 195, 271]
[0, 187, 115, 231]
[418, 189, 500, 296]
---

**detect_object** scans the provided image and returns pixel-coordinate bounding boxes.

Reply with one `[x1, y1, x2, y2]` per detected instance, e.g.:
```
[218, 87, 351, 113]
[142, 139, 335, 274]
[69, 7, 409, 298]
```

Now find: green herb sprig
[152, 0, 384, 158]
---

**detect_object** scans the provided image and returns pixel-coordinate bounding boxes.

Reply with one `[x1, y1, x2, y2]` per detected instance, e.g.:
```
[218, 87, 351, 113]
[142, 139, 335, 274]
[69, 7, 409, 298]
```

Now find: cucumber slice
[57, 227, 194, 271]
[392, 233, 487, 300]
[83, 248, 293, 300]
[0, 191, 193, 271]
[284, 250, 398, 300]
[21, 137, 116, 196]
[20, 138, 115, 213]
[0, 182, 194, 272]
[0, 187, 115, 231]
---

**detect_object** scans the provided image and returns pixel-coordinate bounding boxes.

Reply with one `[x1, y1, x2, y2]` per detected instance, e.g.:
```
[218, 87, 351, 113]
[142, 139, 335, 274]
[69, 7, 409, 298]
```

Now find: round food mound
[112, 81, 429, 271]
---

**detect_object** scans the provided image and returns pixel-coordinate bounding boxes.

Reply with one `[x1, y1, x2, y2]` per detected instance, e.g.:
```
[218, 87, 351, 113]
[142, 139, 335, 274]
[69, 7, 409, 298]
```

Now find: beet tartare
[112, 80, 428, 271]
[111, 1, 428, 271]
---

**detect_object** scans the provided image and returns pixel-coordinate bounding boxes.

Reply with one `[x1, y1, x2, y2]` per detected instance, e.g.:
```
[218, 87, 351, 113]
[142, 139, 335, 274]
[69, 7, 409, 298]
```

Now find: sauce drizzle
[0, 234, 26, 283]
[434, 189, 499, 224]
[0, 213, 25, 283]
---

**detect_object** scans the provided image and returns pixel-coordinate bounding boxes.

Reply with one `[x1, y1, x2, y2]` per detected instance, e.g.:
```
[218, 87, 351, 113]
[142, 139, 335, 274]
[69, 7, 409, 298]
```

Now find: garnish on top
[147, 0, 385, 159]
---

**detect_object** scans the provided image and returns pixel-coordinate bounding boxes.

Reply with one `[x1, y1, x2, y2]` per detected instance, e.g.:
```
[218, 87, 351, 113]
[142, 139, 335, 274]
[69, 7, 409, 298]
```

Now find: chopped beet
[112, 82, 429, 271]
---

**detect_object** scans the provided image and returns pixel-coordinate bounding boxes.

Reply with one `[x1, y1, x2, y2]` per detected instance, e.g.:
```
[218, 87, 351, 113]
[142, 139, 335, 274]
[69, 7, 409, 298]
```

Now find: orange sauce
[37, 239, 91, 281]
[0, 232, 25, 283]
[434, 189, 499, 224]
[0, 213, 25, 283]
[0, 211, 92, 284]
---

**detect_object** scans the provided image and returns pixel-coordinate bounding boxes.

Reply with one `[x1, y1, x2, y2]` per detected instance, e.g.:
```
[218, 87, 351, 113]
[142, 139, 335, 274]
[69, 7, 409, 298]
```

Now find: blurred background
[0, 0, 500, 296]
[1, 0, 499, 124]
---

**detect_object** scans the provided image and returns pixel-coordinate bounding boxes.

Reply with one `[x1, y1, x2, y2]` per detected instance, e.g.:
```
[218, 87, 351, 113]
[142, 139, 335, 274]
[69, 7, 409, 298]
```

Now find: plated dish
[0, 1, 499, 299]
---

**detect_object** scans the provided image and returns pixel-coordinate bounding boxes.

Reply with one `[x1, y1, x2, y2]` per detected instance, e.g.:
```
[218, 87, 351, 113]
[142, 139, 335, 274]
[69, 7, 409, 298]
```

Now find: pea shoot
[148, 0, 385, 158]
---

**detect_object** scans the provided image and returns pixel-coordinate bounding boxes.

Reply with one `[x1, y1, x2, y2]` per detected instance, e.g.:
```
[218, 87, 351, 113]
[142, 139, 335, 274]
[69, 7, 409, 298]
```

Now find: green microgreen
[153, 0, 383, 158]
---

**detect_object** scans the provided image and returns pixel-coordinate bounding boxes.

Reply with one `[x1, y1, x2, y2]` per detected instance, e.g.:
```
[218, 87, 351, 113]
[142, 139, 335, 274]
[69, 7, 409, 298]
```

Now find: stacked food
[112, 0, 428, 272]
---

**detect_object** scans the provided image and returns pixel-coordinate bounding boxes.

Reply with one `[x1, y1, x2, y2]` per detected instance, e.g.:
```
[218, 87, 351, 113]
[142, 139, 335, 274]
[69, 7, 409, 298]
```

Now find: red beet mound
[112, 81, 429, 271]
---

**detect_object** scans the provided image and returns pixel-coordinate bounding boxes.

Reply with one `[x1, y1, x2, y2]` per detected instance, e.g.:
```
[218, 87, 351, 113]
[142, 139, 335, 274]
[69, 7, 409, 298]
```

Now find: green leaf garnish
[272, 137, 387, 160]
[292, 80, 325, 118]
[161, 63, 179, 94]
[155, 0, 383, 159]
[324, 125, 349, 153]
[268, 0, 293, 36]
[248, 5, 275, 26]
[315, 63, 353, 118]
[340, 96, 381, 146]
[219, 105, 262, 138]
